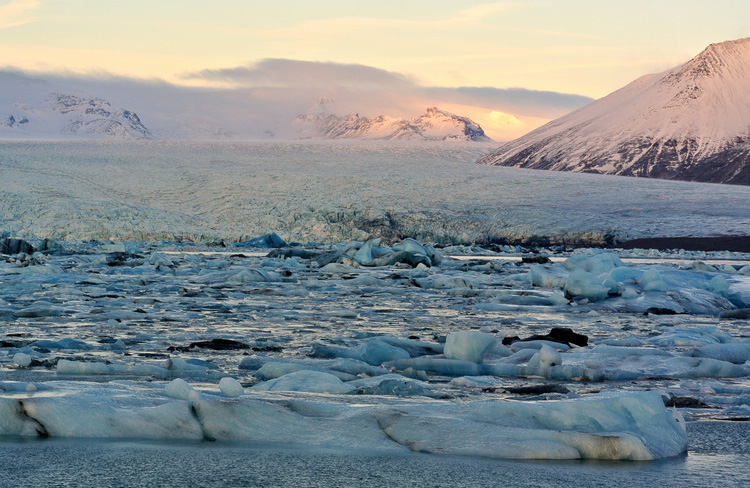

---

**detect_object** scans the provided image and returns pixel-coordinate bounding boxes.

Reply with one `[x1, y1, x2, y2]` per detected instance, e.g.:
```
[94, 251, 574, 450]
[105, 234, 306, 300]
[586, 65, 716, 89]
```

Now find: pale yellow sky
[1, 0, 748, 139]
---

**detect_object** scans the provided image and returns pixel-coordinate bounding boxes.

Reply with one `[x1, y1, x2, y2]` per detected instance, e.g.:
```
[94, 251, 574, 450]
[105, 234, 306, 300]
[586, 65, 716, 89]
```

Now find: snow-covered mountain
[477, 37, 750, 185]
[0, 72, 152, 140]
[294, 107, 492, 141]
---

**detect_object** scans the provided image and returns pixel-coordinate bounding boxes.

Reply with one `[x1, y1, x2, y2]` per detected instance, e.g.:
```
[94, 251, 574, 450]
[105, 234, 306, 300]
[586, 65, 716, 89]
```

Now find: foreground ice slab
[0, 383, 686, 461]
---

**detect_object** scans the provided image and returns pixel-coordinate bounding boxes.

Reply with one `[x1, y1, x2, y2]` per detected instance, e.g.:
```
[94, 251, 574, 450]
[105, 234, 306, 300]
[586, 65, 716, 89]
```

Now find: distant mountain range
[293, 107, 491, 141]
[0, 71, 489, 142]
[478, 37, 750, 185]
[0, 72, 152, 140]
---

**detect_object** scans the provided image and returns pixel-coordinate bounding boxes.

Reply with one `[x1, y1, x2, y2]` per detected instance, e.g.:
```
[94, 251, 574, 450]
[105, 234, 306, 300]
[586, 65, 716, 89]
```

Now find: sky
[1, 0, 749, 140]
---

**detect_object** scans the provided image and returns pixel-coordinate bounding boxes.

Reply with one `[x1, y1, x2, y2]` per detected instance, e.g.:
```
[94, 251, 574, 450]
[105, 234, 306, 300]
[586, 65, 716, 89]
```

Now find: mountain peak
[477, 37, 750, 185]
[294, 107, 491, 142]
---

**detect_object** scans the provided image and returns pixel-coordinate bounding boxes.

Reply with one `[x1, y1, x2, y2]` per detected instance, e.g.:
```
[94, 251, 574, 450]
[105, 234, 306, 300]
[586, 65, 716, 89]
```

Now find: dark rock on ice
[521, 255, 551, 264]
[720, 308, 750, 319]
[644, 307, 680, 316]
[106, 252, 143, 267]
[182, 338, 251, 351]
[505, 384, 570, 395]
[503, 327, 588, 347]
[1, 238, 35, 255]
[267, 248, 321, 260]
[663, 396, 711, 408]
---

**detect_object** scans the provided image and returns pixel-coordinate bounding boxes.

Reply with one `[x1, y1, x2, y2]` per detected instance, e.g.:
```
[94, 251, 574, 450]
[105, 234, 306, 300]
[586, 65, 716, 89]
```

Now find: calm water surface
[1, 421, 748, 488]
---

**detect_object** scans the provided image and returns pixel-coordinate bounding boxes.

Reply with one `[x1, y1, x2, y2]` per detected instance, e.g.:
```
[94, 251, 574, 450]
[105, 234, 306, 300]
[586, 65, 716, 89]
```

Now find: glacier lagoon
[2, 141, 750, 484]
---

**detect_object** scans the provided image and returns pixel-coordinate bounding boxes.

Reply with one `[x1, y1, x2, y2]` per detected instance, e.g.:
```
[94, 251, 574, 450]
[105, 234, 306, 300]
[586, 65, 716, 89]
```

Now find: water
[1, 422, 748, 488]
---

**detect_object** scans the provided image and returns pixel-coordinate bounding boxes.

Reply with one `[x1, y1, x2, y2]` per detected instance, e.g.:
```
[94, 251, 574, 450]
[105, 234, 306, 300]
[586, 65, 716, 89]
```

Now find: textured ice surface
[1, 141, 750, 244]
[0, 382, 686, 460]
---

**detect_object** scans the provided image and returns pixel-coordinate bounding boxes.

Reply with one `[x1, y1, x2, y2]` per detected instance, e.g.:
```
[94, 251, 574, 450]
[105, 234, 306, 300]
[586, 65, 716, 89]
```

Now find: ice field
[2, 141, 750, 245]
[2, 141, 750, 475]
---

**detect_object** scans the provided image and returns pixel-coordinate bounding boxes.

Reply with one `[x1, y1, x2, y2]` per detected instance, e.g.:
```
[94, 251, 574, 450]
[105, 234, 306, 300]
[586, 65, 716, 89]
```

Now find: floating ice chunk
[498, 348, 538, 364]
[528, 345, 563, 369]
[564, 270, 609, 301]
[648, 326, 732, 347]
[586, 345, 671, 357]
[529, 265, 566, 288]
[375, 391, 685, 461]
[219, 377, 245, 398]
[254, 362, 356, 382]
[444, 331, 497, 363]
[165, 378, 198, 400]
[252, 370, 354, 393]
[31, 338, 91, 350]
[686, 357, 750, 378]
[692, 261, 718, 272]
[227, 269, 281, 283]
[347, 275, 382, 286]
[563, 252, 624, 275]
[347, 374, 434, 397]
[621, 287, 639, 299]
[240, 232, 286, 248]
[13, 353, 32, 367]
[149, 253, 174, 268]
[100, 242, 126, 253]
[0, 383, 686, 460]
[379, 337, 443, 356]
[384, 358, 482, 376]
[320, 263, 356, 273]
[693, 343, 750, 364]
[163, 358, 213, 373]
[310, 339, 410, 366]
[607, 267, 644, 284]
[710, 275, 730, 293]
[509, 340, 571, 351]
[356, 340, 410, 365]
[413, 275, 477, 289]
[56, 359, 169, 377]
[391, 238, 442, 265]
[353, 238, 381, 264]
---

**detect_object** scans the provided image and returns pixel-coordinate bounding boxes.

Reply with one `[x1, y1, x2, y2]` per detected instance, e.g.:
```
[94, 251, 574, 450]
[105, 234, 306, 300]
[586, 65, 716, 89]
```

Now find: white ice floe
[443, 331, 497, 363]
[251, 370, 354, 394]
[218, 377, 244, 398]
[0, 382, 686, 461]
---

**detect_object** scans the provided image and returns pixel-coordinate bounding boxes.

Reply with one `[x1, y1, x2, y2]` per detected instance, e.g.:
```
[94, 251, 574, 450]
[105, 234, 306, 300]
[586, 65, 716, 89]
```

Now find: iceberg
[0, 383, 686, 461]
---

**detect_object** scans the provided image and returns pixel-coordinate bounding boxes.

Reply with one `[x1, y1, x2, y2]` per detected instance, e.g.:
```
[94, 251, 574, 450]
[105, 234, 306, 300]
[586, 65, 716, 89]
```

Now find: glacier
[1, 141, 750, 245]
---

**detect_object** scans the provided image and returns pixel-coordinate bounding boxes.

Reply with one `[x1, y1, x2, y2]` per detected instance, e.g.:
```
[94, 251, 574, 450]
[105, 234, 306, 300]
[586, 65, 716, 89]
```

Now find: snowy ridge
[0, 73, 152, 140]
[294, 107, 492, 141]
[477, 37, 750, 184]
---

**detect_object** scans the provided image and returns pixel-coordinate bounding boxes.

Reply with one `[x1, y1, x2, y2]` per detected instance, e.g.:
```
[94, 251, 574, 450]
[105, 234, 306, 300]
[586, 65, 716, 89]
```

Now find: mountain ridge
[477, 37, 750, 185]
[294, 107, 492, 141]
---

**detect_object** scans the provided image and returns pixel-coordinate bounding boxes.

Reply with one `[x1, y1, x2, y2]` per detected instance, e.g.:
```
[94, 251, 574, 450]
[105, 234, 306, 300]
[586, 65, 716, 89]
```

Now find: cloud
[183, 58, 592, 119]
[183, 59, 417, 90]
[1, 58, 593, 141]
[0, 0, 43, 29]
[422, 86, 593, 118]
